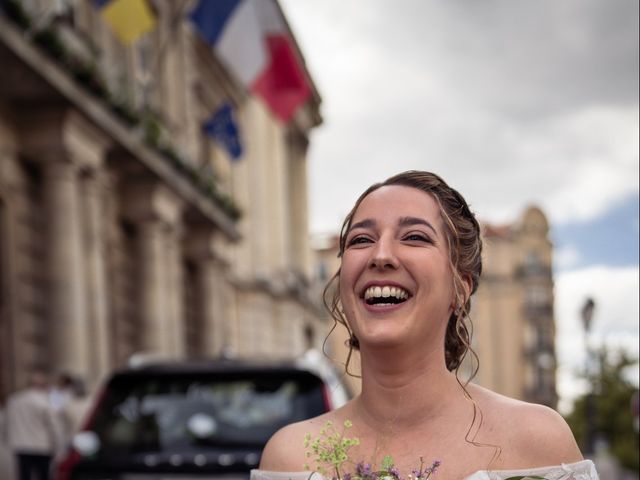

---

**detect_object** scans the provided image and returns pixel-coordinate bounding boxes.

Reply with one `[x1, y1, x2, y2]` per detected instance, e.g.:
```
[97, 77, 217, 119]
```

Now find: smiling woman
[332, 171, 482, 373]
[253, 171, 599, 480]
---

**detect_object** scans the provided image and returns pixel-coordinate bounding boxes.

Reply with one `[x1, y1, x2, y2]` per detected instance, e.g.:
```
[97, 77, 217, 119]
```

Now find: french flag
[190, 0, 311, 123]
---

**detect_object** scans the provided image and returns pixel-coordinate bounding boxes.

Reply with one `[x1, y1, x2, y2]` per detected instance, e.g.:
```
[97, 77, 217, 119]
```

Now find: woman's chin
[357, 330, 411, 351]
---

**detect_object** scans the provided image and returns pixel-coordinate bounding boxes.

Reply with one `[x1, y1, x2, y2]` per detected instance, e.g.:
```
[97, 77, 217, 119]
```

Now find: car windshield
[89, 370, 325, 454]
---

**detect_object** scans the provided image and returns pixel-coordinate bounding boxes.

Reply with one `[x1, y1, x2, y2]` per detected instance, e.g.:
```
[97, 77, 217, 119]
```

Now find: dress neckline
[462, 459, 595, 479]
[252, 459, 595, 480]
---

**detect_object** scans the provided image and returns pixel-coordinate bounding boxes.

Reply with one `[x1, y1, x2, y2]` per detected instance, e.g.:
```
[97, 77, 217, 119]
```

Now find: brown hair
[323, 170, 483, 374]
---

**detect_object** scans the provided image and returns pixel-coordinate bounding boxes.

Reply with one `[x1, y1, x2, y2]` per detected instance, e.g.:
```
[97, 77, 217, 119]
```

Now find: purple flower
[344, 473, 352, 480]
[389, 467, 400, 479]
[356, 462, 372, 477]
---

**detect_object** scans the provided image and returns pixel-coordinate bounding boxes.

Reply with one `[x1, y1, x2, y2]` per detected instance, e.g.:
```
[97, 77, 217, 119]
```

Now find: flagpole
[152, 0, 191, 80]
[140, 0, 191, 112]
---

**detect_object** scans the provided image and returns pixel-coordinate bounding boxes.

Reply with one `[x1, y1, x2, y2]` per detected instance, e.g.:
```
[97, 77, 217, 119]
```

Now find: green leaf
[381, 455, 395, 471]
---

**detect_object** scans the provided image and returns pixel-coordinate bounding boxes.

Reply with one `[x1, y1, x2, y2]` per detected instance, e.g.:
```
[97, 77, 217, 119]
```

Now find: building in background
[310, 233, 361, 394]
[312, 206, 558, 407]
[0, 0, 325, 400]
[473, 206, 557, 407]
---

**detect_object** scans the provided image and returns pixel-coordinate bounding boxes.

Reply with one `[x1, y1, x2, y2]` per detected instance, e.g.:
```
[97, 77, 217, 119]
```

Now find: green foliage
[381, 456, 394, 471]
[2, 0, 31, 29]
[564, 346, 639, 473]
[304, 420, 360, 479]
[33, 27, 66, 59]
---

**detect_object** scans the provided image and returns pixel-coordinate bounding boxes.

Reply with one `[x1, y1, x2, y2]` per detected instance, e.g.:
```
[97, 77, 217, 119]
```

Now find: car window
[89, 371, 325, 454]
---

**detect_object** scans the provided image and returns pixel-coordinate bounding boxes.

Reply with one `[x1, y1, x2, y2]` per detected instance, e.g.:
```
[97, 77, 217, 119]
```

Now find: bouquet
[303, 420, 548, 480]
[303, 420, 440, 480]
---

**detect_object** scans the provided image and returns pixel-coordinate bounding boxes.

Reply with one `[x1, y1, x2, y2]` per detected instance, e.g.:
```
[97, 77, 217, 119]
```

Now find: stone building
[473, 206, 557, 407]
[312, 206, 558, 407]
[0, 0, 324, 400]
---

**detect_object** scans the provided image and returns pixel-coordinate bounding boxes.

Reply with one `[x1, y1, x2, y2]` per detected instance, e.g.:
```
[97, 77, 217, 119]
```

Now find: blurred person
[59, 377, 91, 446]
[5, 370, 63, 480]
[49, 373, 73, 413]
[255, 171, 599, 479]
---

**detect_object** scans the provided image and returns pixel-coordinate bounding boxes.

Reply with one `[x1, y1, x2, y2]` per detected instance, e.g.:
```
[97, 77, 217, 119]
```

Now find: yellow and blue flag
[93, 0, 156, 45]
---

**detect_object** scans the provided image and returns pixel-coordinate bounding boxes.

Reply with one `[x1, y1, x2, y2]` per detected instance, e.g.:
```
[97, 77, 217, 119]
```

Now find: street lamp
[581, 298, 595, 334]
[581, 297, 596, 456]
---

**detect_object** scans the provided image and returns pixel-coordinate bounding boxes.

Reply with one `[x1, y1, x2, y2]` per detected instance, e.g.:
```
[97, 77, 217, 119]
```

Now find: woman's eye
[404, 233, 432, 243]
[346, 236, 372, 247]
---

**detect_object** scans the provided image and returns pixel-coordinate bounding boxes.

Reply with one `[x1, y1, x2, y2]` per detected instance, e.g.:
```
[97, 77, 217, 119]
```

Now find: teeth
[364, 285, 409, 301]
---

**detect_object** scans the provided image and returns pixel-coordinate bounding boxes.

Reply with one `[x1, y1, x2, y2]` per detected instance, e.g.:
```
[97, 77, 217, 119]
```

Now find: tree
[564, 346, 639, 473]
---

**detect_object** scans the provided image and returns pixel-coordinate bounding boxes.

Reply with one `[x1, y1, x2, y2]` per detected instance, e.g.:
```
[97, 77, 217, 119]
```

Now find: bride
[254, 171, 598, 480]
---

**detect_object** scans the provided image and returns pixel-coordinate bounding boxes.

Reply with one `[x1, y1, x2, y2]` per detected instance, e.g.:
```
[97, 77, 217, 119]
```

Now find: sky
[279, 0, 639, 413]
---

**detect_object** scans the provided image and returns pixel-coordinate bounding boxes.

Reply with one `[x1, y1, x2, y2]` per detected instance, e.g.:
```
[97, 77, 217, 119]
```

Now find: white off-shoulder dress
[251, 460, 598, 480]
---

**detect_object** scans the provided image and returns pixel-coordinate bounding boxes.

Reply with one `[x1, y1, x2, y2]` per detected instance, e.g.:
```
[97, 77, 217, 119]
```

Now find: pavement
[0, 442, 12, 480]
[0, 410, 14, 479]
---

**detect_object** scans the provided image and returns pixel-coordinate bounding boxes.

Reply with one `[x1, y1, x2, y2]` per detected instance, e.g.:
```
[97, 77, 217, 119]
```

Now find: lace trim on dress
[465, 459, 599, 480]
[251, 460, 599, 480]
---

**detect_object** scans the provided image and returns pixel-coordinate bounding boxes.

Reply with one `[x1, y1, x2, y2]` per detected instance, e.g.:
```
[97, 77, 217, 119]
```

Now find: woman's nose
[368, 238, 399, 270]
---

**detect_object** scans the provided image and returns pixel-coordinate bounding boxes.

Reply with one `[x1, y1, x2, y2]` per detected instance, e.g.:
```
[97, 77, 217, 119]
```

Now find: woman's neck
[354, 345, 463, 430]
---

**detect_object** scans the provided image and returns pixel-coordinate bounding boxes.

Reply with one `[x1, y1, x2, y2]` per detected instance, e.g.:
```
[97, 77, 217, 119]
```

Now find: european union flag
[203, 102, 243, 161]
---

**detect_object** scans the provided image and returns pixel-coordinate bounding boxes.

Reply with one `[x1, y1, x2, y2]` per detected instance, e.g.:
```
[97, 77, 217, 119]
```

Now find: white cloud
[554, 245, 583, 271]
[555, 266, 640, 414]
[308, 103, 638, 233]
[281, 0, 639, 233]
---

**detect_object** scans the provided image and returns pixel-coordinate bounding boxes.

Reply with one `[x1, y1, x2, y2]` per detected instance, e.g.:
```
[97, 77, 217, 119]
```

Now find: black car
[55, 359, 344, 480]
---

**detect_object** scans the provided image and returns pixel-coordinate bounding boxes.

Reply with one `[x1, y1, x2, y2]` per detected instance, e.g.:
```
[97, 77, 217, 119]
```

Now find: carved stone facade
[0, 1, 324, 400]
[312, 206, 558, 407]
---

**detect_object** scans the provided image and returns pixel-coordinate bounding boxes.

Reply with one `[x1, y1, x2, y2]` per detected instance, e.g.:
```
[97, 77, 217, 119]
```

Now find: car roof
[107, 358, 326, 380]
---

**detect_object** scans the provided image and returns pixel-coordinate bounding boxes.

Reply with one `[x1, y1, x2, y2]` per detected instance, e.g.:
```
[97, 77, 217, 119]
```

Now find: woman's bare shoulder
[469, 384, 583, 468]
[259, 408, 349, 471]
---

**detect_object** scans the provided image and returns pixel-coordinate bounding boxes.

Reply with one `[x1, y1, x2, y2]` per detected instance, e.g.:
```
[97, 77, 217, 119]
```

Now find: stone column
[247, 102, 272, 279]
[137, 218, 169, 353]
[287, 132, 311, 276]
[0, 149, 25, 391]
[19, 110, 111, 379]
[185, 228, 230, 357]
[42, 159, 89, 377]
[165, 222, 185, 357]
[123, 182, 184, 357]
[81, 170, 111, 380]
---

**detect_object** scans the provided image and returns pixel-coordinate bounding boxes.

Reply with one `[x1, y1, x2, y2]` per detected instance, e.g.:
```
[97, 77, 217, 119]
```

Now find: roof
[482, 224, 512, 239]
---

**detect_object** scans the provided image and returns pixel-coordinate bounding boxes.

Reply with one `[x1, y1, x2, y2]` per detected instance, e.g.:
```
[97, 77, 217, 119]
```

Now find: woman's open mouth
[363, 285, 410, 306]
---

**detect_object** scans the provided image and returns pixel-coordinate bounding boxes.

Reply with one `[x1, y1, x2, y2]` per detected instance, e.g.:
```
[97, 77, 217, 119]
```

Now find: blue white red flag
[189, 0, 311, 123]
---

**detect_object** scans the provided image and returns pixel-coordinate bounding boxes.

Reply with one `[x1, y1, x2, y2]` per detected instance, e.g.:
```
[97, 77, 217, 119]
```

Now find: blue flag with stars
[203, 102, 243, 160]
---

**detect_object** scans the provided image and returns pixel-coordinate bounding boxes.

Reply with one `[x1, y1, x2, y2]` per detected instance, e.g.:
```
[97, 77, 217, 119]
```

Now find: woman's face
[339, 185, 457, 351]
